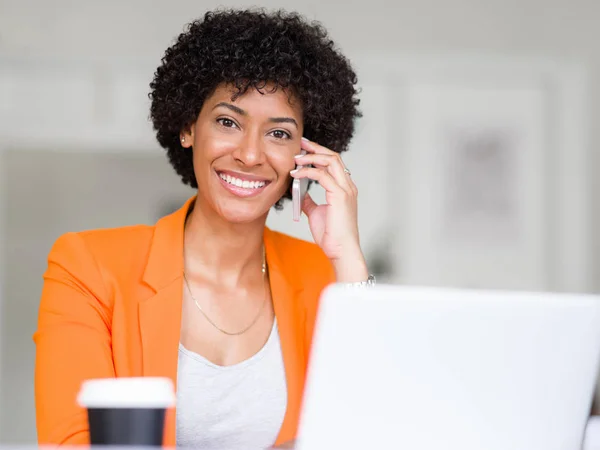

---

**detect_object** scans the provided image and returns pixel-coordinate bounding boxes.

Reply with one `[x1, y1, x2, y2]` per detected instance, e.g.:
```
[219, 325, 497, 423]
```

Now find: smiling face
[181, 83, 304, 224]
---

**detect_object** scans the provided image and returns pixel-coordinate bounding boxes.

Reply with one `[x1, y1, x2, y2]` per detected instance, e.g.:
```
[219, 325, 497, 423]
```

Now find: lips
[216, 170, 271, 198]
[218, 172, 267, 189]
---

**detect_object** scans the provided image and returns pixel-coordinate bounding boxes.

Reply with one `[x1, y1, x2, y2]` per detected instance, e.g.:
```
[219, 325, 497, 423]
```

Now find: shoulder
[46, 224, 156, 282]
[267, 229, 325, 257]
[49, 224, 154, 258]
[266, 229, 335, 288]
[267, 230, 336, 351]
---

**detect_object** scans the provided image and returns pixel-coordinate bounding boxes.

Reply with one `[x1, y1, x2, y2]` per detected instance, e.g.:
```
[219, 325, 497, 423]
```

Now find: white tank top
[176, 320, 288, 449]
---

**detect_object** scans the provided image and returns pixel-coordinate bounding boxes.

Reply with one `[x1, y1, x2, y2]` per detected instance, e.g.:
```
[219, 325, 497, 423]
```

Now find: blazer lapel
[265, 229, 307, 446]
[139, 197, 194, 446]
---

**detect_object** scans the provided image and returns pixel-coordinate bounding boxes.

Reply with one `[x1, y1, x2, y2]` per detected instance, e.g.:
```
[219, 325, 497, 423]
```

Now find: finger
[290, 167, 345, 197]
[301, 137, 337, 156]
[295, 152, 338, 167]
[301, 192, 319, 218]
[300, 138, 353, 183]
[295, 153, 352, 189]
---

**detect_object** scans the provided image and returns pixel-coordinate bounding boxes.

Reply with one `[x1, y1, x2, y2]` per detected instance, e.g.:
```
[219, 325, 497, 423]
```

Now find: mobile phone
[292, 150, 309, 222]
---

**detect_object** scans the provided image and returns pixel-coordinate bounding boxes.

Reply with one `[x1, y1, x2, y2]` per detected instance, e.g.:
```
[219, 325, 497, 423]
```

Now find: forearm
[331, 247, 369, 283]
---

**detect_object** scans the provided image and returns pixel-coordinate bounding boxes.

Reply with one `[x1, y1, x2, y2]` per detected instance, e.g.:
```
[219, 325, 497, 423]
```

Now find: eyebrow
[213, 102, 298, 129]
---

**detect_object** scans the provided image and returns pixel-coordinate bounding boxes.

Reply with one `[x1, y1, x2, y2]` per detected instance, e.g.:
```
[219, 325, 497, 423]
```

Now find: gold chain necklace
[183, 247, 267, 336]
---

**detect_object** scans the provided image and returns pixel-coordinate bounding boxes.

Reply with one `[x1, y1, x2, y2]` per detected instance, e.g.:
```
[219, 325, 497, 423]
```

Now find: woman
[34, 8, 372, 449]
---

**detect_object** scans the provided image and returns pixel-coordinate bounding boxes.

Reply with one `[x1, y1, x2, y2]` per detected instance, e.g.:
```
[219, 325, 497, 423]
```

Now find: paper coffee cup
[78, 377, 175, 446]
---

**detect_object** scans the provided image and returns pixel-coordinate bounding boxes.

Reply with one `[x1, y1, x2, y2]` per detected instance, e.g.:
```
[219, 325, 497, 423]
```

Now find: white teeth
[219, 173, 266, 189]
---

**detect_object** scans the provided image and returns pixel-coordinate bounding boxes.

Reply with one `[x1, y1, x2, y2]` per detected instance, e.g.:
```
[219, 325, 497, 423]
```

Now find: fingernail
[290, 169, 299, 174]
[301, 137, 309, 142]
[294, 154, 304, 158]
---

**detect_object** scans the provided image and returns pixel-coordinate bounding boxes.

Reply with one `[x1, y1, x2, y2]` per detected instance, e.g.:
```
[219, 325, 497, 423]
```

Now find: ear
[180, 123, 194, 149]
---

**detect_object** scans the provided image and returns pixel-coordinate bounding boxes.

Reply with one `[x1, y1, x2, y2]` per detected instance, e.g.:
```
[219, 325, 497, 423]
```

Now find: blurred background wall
[0, 0, 599, 443]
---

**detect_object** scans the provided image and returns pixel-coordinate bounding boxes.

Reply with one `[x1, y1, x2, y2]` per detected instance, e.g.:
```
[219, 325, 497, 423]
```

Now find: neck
[183, 196, 267, 287]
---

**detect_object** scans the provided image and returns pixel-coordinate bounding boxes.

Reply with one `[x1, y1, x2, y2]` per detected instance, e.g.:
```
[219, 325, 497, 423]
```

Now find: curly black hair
[149, 8, 361, 208]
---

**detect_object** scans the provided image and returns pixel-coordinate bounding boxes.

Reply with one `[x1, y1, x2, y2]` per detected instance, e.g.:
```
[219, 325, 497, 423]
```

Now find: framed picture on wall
[398, 81, 548, 290]
[440, 122, 521, 244]
[358, 57, 591, 293]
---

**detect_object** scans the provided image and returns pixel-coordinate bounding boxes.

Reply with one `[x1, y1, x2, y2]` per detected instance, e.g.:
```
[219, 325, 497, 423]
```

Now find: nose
[233, 129, 265, 167]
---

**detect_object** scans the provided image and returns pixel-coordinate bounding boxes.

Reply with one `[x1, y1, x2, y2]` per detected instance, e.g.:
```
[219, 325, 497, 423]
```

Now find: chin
[215, 201, 271, 224]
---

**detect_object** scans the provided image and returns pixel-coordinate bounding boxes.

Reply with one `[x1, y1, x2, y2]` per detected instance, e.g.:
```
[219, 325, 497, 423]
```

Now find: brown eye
[217, 118, 238, 128]
[270, 129, 291, 140]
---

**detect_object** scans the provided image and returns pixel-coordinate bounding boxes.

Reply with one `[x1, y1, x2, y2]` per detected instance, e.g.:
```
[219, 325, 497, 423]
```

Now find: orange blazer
[34, 196, 335, 447]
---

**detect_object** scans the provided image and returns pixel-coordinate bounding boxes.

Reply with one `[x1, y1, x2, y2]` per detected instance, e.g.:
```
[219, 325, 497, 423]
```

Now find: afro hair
[149, 8, 361, 208]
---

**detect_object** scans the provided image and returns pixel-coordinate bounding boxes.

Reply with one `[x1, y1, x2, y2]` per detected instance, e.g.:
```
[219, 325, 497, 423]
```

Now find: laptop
[296, 284, 600, 450]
